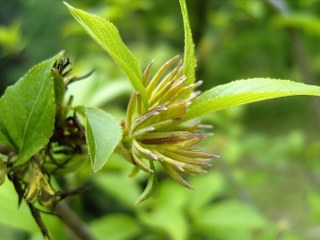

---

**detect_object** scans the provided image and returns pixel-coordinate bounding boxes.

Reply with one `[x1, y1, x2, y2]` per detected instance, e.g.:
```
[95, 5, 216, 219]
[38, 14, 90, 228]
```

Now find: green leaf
[64, 2, 147, 106]
[185, 78, 320, 120]
[179, 0, 197, 85]
[90, 214, 141, 240]
[82, 107, 122, 172]
[0, 54, 60, 164]
[135, 161, 158, 205]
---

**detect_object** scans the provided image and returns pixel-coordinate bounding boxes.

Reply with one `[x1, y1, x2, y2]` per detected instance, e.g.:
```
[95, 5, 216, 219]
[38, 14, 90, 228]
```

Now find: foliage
[0, 53, 58, 164]
[80, 106, 122, 173]
[0, 0, 320, 239]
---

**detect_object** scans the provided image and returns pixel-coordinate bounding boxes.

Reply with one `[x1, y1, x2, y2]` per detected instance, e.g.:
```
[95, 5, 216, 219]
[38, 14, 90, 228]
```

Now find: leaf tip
[134, 190, 158, 206]
[55, 50, 65, 62]
[63, 1, 72, 9]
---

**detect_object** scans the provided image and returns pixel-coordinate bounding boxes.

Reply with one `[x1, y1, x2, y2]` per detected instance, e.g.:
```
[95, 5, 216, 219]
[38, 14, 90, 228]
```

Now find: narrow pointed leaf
[185, 78, 320, 120]
[0, 53, 60, 164]
[64, 2, 147, 106]
[179, 0, 197, 85]
[135, 161, 158, 205]
[83, 107, 122, 173]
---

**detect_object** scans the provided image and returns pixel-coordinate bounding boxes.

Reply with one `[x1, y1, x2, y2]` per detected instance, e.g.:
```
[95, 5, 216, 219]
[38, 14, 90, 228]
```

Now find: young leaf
[81, 107, 122, 173]
[185, 78, 320, 120]
[179, 0, 197, 85]
[135, 161, 158, 205]
[0, 53, 61, 164]
[64, 2, 148, 107]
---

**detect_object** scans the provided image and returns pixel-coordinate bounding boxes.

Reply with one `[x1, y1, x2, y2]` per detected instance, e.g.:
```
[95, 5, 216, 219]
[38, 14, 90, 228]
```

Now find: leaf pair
[64, 1, 320, 122]
[64, 0, 198, 107]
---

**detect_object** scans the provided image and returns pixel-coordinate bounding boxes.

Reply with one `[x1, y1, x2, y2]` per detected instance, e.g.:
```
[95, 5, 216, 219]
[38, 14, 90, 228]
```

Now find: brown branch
[53, 201, 96, 240]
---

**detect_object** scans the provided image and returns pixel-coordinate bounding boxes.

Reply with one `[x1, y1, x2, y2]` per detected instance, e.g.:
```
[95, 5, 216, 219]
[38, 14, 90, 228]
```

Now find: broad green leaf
[64, 3, 147, 106]
[90, 214, 141, 240]
[82, 107, 122, 172]
[185, 78, 320, 120]
[179, 0, 197, 86]
[0, 54, 60, 164]
[135, 161, 158, 205]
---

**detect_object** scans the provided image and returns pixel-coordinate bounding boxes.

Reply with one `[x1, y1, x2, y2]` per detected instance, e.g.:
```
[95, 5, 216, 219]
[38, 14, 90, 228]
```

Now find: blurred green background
[1, 0, 320, 239]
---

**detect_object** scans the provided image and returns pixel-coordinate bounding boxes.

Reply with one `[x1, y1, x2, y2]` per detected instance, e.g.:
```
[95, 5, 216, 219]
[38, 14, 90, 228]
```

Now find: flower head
[121, 56, 218, 188]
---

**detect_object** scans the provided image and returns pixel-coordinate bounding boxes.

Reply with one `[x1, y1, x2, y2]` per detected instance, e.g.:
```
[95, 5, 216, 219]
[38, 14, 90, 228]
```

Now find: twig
[53, 201, 96, 240]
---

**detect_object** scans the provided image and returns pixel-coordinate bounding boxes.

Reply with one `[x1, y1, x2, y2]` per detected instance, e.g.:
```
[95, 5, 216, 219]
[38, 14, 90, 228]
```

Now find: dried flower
[121, 56, 218, 188]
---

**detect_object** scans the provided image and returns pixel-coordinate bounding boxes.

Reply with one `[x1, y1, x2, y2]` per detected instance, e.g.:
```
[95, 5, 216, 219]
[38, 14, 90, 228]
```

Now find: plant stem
[53, 201, 96, 240]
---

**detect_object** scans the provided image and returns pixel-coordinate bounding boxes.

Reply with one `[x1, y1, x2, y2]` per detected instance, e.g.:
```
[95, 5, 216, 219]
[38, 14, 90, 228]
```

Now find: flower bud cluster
[121, 56, 217, 188]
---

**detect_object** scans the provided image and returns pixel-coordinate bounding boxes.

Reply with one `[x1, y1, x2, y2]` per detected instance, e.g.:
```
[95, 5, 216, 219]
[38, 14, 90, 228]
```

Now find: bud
[25, 164, 55, 208]
[121, 56, 218, 188]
